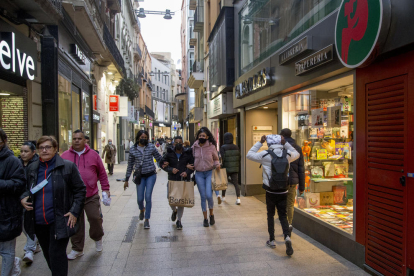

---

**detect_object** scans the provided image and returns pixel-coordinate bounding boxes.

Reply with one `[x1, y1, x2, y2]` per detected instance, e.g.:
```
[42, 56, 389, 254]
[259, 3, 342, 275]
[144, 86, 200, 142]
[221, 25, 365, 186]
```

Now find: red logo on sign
[341, 0, 368, 63]
[109, 95, 119, 112]
[93, 95, 97, 111]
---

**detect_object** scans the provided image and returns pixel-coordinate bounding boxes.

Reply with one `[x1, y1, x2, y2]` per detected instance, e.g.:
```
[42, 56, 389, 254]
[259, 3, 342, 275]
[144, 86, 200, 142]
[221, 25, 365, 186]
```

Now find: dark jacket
[19, 154, 39, 174]
[0, 147, 26, 242]
[220, 133, 240, 173]
[285, 137, 305, 191]
[160, 147, 194, 181]
[21, 154, 86, 240]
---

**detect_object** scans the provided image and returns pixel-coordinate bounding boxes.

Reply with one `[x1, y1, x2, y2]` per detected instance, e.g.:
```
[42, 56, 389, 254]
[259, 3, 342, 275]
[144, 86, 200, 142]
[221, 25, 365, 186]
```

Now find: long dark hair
[195, 127, 217, 146]
[135, 130, 149, 145]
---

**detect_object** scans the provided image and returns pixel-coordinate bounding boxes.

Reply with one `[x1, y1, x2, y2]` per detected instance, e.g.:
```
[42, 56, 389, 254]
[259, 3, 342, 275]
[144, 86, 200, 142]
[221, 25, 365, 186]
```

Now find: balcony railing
[194, 5, 204, 32]
[134, 74, 142, 87]
[50, 0, 62, 12]
[192, 61, 203, 73]
[103, 24, 125, 74]
[134, 44, 142, 59]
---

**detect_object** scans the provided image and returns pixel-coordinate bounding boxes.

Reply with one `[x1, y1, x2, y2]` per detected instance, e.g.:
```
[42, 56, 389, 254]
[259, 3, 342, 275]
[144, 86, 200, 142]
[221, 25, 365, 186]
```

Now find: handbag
[132, 146, 146, 185]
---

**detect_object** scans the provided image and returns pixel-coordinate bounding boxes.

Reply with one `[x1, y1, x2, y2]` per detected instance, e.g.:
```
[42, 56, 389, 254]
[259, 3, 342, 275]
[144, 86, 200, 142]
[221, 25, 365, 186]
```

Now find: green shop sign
[335, 0, 390, 68]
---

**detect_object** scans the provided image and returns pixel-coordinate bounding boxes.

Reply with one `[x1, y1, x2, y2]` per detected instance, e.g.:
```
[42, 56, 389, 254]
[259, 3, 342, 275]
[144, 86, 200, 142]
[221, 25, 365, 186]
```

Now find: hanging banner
[93, 95, 97, 111]
[109, 95, 119, 112]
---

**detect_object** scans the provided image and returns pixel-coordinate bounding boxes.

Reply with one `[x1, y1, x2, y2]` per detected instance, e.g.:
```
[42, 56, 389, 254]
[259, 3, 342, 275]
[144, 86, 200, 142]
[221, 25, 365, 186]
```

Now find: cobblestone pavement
[8, 163, 368, 276]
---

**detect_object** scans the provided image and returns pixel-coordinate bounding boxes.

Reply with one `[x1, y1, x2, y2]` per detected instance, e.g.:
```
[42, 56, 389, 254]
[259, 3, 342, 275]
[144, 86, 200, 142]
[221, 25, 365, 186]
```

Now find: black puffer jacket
[285, 137, 305, 190]
[21, 154, 86, 240]
[0, 147, 26, 242]
[19, 153, 39, 174]
[160, 147, 194, 181]
[220, 133, 240, 173]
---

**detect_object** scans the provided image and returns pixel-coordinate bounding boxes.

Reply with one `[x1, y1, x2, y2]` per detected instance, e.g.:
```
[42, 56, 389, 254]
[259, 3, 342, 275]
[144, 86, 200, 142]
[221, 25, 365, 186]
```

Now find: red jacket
[61, 144, 109, 197]
[192, 141, 220, 172]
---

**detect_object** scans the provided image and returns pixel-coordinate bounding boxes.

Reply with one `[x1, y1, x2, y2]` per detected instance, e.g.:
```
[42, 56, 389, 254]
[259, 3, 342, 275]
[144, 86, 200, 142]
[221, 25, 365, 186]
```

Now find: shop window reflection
[58, 75, 72, 154]
[82, 92, 90, 137]
[72, 88, 80, 132]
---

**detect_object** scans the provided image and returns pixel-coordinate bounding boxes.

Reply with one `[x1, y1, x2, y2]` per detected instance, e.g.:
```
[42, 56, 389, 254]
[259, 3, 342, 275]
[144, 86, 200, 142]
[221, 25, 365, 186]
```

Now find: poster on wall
[327, 106, 341, 128]
[341, 120, 349, 138]
[109, 95, 119, 112]
[311, 108, 324, 127]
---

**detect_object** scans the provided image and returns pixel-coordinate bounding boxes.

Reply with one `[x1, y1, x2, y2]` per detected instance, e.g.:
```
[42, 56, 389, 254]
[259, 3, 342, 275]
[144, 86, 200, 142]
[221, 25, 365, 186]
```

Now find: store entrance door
[358, 51, 414, 276]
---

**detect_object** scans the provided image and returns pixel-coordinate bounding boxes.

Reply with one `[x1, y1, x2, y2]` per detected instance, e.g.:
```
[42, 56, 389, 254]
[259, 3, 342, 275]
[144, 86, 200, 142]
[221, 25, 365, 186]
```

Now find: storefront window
[72, 87, 80, 132]
[82, 92, 91, 137]
[282, 79, 354, 235]
[58, 75, 72, 153]
[239, 0, 341, 75]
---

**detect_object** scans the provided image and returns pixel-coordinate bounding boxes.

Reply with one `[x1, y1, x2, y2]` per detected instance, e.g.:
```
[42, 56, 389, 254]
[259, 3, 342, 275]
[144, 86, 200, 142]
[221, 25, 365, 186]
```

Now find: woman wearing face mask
[19, 142, 41, 264]
[124, 130, 163, 229]
[188, 127, 220, 227]
[20, 136, 86, 276]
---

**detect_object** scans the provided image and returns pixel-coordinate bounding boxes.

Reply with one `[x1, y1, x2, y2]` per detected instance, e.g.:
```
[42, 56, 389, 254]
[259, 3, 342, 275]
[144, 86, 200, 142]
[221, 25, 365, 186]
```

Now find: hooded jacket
[192, 140, 220, 172]
[220, 133, 240, 173]
[285, 137, 305, 191]
[0, 147, 26, 242]
[160, 147, 194, 181]
[246, 141, 300, 192]
[125, 142, 163, 181]
[61, 144, 110, 198]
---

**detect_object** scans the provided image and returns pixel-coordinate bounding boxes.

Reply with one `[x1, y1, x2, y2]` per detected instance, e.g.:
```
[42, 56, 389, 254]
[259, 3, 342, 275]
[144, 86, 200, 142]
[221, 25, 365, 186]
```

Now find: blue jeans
[195, 170, 214, 212]
[0, 238, 16, 276]
[136, 174, 157, 219]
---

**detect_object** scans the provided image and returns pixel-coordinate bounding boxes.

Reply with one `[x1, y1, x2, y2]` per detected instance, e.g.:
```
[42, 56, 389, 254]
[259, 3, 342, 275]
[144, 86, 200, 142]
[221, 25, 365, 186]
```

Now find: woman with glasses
[20, 136, 86, 276]
[0, 128, 26, 276]
[124, 130, 163, 230]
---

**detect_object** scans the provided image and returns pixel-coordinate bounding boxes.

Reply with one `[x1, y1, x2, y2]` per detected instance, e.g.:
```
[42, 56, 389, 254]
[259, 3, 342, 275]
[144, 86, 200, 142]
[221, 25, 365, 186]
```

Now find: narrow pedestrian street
[9, 163, 367, 276]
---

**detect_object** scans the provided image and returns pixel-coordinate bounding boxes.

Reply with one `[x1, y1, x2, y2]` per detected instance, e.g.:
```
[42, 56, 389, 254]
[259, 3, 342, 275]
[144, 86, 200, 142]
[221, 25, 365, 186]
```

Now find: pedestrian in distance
[162, 138, 173, 155]
[85, 135, 99, 154]
[155, 141, 163, 156]
[61, 130, 110, 260]
[183, 140, 191, 150]
[188, 127, 220, 227]
[102, 139, 116, 175]
[217, 132, 241, 205]
[280, 129, 305, 233]
[20, 136, 86, 276]
[0, 129, 26, 276]
[246, 134, 299, 256]
[19, 142, 41, 264]
[160, 136, 194, 230]
[124, 130, 163, 229]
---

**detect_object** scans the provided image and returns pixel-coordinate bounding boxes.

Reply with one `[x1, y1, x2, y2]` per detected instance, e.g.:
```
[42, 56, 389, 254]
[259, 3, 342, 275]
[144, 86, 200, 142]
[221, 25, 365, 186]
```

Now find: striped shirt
[125, 143, 163, 180]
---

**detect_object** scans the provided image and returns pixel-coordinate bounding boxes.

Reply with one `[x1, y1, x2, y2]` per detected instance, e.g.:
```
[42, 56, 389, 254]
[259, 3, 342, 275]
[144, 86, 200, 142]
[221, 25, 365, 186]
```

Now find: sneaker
[67, 250, 84, 260]
[95, 240, 103, 252]
[34, 243, 41, 253]
[203, 219, 209, 227]
[209, 215, 215, 226]
[222, 197, 226, 202]
[23, 251, 34, 264]
[266, 240, 276, 249]
[12, 257, 21, 276]
[236, 198, 241, 205]
[176, 220, 183, 230]
[285, 236, 294, 256]
[139, 210, 145, 220]
[217, 195, 222, 205]
[144, 220, 150, 229]
[289, 225, 293, 234]
[171, 210, 177, 222]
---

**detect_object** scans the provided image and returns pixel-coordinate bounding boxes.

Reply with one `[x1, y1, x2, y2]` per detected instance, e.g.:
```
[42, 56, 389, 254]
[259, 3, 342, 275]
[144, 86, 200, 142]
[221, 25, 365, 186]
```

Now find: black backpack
[265, 149, 290, 192]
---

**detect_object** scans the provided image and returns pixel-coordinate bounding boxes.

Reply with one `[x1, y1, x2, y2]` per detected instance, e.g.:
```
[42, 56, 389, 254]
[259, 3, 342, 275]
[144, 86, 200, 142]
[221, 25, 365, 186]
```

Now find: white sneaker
[11, 257, 21, 276]
[217, 195, 222, 205]
[236, 198, 241, 205]
[95, 240, 103, 252]
[222, 197, 226, 202]
[34, 243, 41, 253]
[23, 251, 34, 264]
[67, 250, 84, 260]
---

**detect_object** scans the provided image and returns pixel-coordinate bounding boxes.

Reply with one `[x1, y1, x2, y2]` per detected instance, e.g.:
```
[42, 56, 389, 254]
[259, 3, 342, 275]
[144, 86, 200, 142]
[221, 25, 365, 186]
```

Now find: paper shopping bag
[168, 181, 195, 207]
[212, 168, 228, 191]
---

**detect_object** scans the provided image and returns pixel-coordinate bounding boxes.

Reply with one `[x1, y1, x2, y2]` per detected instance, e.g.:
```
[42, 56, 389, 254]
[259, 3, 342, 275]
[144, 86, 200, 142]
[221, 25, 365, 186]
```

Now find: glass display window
[282, 81, 354, 235]
[82, 92, 91, 137]
[58, 75, 72, 153]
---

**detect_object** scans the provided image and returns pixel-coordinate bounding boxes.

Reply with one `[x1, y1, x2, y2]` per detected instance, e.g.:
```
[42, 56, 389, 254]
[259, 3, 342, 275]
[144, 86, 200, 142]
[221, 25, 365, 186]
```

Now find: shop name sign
[279, 36, 312, 65]
[235, 68, 272, 99]
[70, 44, 86, 65]
[0, 32, 37, 80]
[295, 45, 334, 76]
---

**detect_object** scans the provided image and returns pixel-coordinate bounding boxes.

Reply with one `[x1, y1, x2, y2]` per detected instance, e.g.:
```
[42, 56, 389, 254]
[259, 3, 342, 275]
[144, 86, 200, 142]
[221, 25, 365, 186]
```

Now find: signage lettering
[235, 68, 272, 99]
[279, 36, 311, 65]
[70, 44, 86, 65]
[295, 45, 334, 76]
[109, 95, 119, 112]
[0, 32, 36, 80]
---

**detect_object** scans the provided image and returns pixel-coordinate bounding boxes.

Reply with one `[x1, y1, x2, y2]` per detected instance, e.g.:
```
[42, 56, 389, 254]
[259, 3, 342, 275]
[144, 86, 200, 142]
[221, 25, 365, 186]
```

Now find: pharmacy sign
[335, 0, 389, 68]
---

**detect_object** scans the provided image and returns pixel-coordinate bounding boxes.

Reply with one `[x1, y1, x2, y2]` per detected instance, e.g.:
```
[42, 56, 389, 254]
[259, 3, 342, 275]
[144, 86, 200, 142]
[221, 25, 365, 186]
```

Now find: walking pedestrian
[188, 127, 220, 227]
[85, 136, 99, 154]
[280, 129, 305, 233]
[19, 142, 41, 264]
[155, 142, 163, 156]
[124, 130, 163, 229]
[183, 140, 191, 150]
[0, 129, 26, 276]
[160, 136, 194, 230]
[162, 138, 173, 155]
[20, 136, 86, 275]
[102, 139, 116, 175]
[61, 130, 110, 260]
[216, 132, 241, 205]
[246, 134, 299, 255]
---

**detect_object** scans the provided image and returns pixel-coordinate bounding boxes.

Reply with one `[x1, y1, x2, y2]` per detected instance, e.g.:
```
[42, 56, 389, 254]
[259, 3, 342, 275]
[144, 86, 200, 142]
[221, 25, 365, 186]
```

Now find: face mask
[140, 139, 148, 145]
[199, 138, 207, 144]
[108, 142, 112, 145]
[175, 143, 183, 150]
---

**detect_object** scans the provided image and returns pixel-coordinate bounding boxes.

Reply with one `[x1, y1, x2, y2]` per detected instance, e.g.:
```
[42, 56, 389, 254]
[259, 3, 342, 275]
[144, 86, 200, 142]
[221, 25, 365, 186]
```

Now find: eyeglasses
[39, 145, 53, 151]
